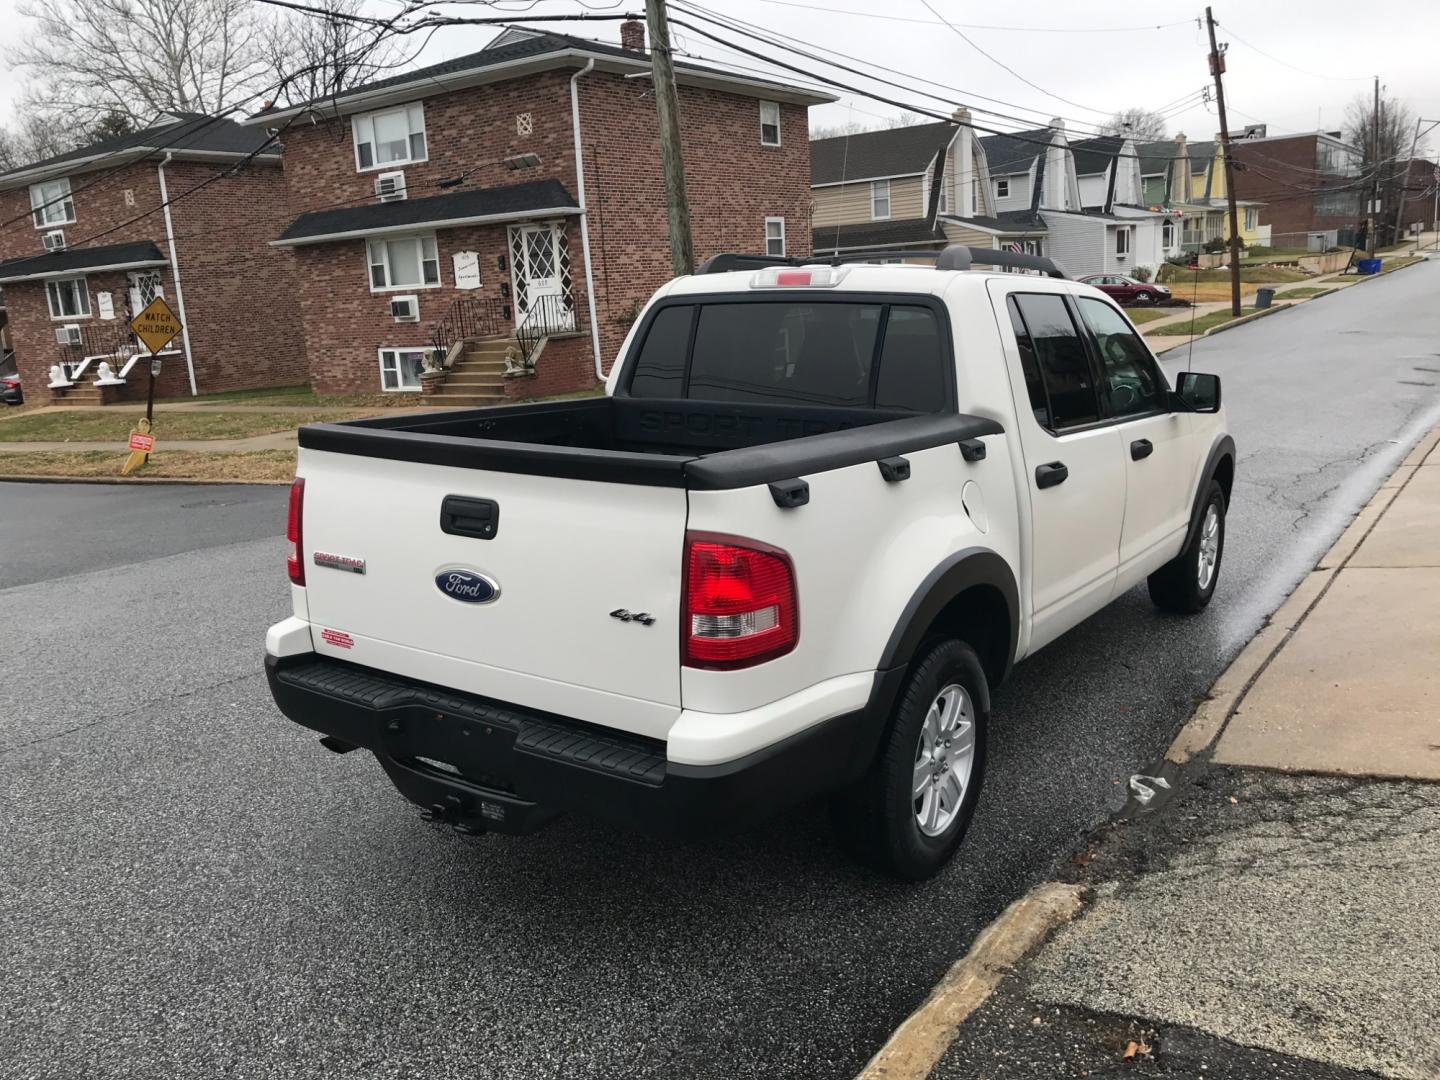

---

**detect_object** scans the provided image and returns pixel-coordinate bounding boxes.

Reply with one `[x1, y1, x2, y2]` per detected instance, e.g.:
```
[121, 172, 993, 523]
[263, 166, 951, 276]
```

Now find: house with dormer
[244, 22, 831, 401]
[0, 113, 302, 404]
[1138, 134, 1267, 252]
[812, 112, 1173, 278]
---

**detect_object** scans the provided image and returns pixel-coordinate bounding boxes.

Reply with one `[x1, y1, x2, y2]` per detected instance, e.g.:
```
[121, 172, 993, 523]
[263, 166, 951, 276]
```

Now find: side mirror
[1173, 371, 1221, 413]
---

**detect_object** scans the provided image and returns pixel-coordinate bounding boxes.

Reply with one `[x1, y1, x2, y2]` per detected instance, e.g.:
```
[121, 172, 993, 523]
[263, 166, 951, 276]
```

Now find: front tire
[1134, 290, 1154, 304]
[1148, 480, 1226, 613]
[831, 639, 989, 879]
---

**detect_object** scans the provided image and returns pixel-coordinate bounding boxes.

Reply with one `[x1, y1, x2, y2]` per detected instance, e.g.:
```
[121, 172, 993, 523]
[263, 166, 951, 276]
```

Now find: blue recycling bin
[1357, 258, 1382, 275]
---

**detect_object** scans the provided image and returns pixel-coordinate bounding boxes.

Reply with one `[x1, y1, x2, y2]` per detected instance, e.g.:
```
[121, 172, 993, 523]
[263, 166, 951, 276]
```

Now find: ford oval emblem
[435, 568, 500, 604]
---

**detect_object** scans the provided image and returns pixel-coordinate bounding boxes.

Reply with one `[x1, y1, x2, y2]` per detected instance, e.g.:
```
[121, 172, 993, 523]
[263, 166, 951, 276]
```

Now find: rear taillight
[286, 478, 305, 585]
[683, 532, 797, 669]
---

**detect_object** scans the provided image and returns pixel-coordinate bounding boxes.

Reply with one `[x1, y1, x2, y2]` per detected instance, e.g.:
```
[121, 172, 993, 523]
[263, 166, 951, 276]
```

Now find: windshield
[626, 300, 950, 412]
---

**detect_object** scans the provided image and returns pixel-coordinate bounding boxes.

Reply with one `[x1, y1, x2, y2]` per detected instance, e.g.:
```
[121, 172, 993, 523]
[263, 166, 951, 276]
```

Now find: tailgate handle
[441, 496, 500, 540]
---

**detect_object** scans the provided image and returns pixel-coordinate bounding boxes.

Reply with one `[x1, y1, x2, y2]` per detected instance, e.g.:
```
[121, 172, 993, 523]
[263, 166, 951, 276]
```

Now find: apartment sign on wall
[453, 251, 481, 290]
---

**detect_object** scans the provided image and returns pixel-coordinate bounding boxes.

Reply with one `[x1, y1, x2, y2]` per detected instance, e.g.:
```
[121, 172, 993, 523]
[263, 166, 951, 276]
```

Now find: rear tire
[1148, 480, 1226, 613]
[831, 639, 989, 880]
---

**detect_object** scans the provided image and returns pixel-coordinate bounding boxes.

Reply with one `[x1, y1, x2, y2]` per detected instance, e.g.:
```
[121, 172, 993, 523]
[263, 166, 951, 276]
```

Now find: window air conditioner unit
[43, 230, 67, 251]
[390, 294, 419, 322]
[55, 324, 82, 345]
[375, 171, 407, 201]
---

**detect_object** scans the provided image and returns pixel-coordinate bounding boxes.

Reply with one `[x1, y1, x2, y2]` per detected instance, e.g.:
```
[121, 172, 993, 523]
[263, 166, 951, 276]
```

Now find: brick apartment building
[0, 113, 302, 403]
[243, 23, 830, 402]
[1229, 128, 1367, 248]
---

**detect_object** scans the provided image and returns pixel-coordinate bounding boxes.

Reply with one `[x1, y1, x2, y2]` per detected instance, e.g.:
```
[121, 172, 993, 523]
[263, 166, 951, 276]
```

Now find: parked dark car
[2, 370, 22, 406]
[1079, 274, 1171, 306]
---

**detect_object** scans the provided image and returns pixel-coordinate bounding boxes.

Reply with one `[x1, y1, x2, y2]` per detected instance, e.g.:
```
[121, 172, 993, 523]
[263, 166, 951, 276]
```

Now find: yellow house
[1138, 134, 1266, 250]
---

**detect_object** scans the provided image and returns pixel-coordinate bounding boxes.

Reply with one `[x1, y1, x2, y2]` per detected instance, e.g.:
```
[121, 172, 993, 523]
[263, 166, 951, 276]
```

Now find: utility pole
[1393, 116, 1422, 251]
[646, 0, 695, 277]
[1205, 7, 1243, 317]
[1367, 75, 1380, 257]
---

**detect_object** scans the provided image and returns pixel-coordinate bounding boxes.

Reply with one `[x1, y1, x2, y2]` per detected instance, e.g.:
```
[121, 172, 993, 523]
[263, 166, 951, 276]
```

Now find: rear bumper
[265, 654, 889, 837]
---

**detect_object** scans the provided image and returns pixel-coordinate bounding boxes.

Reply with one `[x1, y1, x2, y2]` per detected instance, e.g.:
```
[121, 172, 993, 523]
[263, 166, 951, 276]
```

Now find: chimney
[951, 106, 971, 124]
[620, 19, 645, 51]
[1049, 117, 1065, 132]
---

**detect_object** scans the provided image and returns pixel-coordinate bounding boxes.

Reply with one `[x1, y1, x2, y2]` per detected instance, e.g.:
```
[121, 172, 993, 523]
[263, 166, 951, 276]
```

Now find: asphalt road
[3, 262, 1439, 1080]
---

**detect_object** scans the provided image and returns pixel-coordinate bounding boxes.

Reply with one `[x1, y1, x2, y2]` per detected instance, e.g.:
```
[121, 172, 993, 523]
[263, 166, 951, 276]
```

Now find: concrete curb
[0, 474, 289, 486]
[855, 882, 1087, 1080]
[1164, 419, 1440, 766]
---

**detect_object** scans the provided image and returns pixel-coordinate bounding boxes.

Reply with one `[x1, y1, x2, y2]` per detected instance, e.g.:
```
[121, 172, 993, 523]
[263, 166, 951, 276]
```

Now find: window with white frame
[46, 277, 90, 319]
[353, 103, 427, 171]
[759, 100, 781, 146]
[367, 234, 440, 291]
[871, 179, 891, 220]
[1162, 220, 1176, 248]
[378, 347, 427, 391]
[995, 177, 1010, 199]
[764, 216, 785, 256]
[1115, 227, 1131, 256]
[1243, 207, 1257, 230]
[937, 178, 948, 214]
[30, 177, 76, 228]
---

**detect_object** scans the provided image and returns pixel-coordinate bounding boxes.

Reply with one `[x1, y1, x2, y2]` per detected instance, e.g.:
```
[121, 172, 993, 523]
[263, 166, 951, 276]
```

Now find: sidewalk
[877, 425, 1440, 1079]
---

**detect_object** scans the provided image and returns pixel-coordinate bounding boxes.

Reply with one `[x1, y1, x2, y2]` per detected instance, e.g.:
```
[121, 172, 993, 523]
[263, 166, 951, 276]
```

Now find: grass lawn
[162, 384, 434, 409]
[0, 449, 296, 482]
[1146, 304, 1288, 336]
[0, 409, 358, 442]
[1125, 308, 1172, 325]
[1379, 255, 1424, 274]
[1157, 264, 1310, 285]
[1277, 287, 1335, 299]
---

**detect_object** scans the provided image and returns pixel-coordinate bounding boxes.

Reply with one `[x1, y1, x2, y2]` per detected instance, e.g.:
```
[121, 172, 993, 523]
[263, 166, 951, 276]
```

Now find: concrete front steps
[49, 384, 105, 406]
[432, 334, 513, 405]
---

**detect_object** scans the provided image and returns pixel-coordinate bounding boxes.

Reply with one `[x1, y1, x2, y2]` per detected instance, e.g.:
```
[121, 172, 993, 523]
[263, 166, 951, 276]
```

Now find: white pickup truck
[265, 246, 1234, 879]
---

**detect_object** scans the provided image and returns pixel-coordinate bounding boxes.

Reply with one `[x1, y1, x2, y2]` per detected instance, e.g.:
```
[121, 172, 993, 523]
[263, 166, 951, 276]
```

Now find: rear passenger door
[1002, 291, 1126, 651]
[1074, 297, 1194, 582]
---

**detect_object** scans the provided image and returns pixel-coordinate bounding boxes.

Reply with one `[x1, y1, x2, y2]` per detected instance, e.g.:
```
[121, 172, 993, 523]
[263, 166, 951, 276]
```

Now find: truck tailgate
[297, 449, 686, 737]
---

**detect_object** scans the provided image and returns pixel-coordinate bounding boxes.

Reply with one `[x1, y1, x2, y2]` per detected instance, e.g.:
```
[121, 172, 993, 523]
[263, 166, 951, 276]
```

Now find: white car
[265, 246, 1233, 879]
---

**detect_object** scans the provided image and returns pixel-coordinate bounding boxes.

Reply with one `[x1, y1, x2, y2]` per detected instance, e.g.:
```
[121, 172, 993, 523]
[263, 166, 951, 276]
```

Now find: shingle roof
[0, 241, 167, 283]
[811, 217, 947, 253]
[1070, 135, 1123, 177]
[811, 122, 955, 185]
[979, 128, 1053, 174]
[275, 179, 580, 245]
[946, 209, 1047, 235]
[0, 114, 279, 186]
[261, 30, 830, 119]
[1137, 139, 1215, 176]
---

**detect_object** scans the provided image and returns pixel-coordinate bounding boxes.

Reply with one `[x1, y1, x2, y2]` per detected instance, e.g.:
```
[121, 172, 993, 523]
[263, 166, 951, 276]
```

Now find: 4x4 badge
[610, 609, 655, 626]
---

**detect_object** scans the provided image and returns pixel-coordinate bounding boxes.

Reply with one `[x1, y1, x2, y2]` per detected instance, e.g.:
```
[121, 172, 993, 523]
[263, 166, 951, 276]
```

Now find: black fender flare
[843, 548, 1020, 784]
[1181, 434, 1236, 552]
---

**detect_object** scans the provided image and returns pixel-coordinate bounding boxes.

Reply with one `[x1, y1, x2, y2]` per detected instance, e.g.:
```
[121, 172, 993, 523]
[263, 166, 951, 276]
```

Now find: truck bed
[299, 397, 1004, 489]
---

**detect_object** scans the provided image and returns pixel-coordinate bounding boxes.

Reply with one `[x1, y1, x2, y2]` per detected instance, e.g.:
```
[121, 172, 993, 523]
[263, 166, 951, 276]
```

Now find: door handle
[1035, 461, 1069, 489]
[1130, 438, 1154, 461]
[440, 495, 500, 539]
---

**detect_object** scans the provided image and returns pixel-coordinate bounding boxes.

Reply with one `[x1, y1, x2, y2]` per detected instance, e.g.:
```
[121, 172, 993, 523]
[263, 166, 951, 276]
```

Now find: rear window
[626, 300, 950, 411]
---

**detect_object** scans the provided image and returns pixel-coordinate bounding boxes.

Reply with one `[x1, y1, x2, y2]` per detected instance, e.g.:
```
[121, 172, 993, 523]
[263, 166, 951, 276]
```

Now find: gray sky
[2, 0, 1438, 154]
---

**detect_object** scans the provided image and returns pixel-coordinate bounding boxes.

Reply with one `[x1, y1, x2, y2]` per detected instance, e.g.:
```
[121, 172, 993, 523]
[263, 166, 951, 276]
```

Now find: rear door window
[1009, 293, 1101, 430]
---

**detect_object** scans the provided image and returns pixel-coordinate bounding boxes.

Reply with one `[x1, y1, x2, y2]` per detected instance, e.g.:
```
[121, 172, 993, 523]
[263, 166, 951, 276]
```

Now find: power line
[1217, 20, 1370, 83]
[673, 0, 1205, 143]
[747, 0, 1193, 34]
[917, 0, 1109, 117]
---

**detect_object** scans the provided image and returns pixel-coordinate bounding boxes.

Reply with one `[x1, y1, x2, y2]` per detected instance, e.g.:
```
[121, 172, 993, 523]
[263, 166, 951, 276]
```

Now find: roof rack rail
[935, 245, 1067, 279]
[695, 246, 1067, 279]
[695, 253, 805, 274]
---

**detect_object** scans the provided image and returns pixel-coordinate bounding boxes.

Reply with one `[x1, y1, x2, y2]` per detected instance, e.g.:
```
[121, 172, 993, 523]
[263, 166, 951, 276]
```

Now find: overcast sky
[1, 0, 1438, 155]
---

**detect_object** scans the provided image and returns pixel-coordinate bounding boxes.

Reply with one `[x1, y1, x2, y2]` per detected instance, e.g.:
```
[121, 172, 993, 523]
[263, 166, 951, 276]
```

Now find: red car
[1079, 274, 1171, 306]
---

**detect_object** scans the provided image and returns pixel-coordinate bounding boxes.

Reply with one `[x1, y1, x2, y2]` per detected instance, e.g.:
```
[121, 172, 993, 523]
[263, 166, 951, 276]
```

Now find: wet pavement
[2, 260, 1439, 1079]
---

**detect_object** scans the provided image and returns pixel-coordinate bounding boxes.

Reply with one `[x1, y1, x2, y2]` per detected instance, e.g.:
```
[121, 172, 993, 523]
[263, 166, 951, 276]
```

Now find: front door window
[509, 224, 574, 331]
[128, 271, 164, 317]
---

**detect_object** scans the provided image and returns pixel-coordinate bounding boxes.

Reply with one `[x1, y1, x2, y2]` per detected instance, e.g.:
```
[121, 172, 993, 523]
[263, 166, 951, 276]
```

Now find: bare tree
[1099, 107, 1168, 142]
[8, 0, 272, 135]
[810, 118, 869, 140]
[1344, 90, 1422, 232]
[261, 0, 405, 107]
[0, 106, 82, 170]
